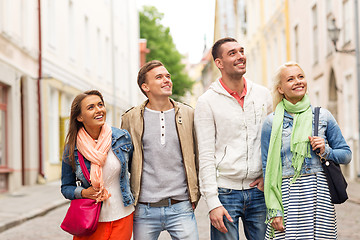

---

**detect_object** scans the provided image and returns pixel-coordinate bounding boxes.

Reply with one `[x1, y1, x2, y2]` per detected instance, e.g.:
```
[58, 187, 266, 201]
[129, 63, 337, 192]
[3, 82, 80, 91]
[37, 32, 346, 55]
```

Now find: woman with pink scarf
[61, 90, 134, 240]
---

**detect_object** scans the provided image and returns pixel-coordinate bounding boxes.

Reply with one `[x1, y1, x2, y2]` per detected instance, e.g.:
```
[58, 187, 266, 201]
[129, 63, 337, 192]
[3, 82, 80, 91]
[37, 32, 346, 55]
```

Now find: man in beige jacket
[121, 60, 199, 240]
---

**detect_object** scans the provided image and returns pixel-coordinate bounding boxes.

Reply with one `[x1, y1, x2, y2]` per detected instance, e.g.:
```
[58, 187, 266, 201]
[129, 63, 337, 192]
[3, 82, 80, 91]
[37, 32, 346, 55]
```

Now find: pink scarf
[76, 123, 112, 201]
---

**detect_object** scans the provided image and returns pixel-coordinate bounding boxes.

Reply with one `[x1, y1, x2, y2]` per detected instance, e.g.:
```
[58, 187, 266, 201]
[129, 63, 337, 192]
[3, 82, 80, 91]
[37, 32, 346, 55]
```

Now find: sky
[136, 0, 216, 64]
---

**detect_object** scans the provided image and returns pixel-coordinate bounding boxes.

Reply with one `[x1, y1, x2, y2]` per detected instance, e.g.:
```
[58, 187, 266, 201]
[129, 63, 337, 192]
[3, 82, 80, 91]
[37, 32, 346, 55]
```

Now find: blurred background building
[206, 0, 360, 180]
[0, 0, 142, 192]
[1, 0, 359, 194]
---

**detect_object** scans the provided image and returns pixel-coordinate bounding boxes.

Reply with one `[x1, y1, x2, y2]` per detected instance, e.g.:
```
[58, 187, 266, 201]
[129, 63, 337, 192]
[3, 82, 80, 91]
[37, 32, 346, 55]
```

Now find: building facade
[40, 0, 141, 182]
[288, 0, 360, 179]
[0, 0, 141, 193]
[211, 0, 359, 179]
[0, 0, 39, 192]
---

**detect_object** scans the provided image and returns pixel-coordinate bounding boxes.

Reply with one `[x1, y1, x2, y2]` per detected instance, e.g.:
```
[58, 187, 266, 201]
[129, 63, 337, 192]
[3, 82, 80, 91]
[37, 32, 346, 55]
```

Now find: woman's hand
[81, 186, 110, 202]
[271, 216, 285, 232]
[308, 136, 325, 155]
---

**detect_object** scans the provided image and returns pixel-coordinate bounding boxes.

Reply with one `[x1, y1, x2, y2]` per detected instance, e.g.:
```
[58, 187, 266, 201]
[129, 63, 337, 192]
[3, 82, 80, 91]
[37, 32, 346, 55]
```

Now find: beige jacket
[121, 99, 200, 206]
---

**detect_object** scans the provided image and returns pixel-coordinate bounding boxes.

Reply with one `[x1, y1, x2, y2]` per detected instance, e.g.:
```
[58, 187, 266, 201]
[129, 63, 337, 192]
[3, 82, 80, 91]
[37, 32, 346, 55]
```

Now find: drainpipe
[355, 0, 360, 178]
[37, 0, 44, 179]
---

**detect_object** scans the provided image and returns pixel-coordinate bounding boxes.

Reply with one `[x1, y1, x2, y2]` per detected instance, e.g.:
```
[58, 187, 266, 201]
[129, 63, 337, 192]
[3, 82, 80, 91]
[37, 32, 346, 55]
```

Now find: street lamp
[328, 18, 356, 54]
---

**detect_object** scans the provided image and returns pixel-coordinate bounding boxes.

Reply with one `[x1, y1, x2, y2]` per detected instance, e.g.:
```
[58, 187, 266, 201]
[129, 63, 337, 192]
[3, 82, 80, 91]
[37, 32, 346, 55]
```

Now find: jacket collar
[139, 98, 179, 115]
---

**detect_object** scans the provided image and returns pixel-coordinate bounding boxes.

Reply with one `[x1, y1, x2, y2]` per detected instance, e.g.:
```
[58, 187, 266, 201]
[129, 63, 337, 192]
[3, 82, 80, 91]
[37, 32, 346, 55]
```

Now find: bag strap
[314, 107, 321, 154]
[77, 152, 91, 184]
[314, 107, 321, 137]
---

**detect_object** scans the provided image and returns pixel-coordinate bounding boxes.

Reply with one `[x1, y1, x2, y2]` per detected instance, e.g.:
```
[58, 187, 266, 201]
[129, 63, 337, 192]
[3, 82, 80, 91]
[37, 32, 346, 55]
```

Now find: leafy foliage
[139, 6, 194, 98]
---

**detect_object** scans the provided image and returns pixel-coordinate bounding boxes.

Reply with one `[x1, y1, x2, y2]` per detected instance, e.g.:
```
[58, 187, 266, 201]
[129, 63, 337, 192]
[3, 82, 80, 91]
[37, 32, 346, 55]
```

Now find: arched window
[328, 69, 338, 121]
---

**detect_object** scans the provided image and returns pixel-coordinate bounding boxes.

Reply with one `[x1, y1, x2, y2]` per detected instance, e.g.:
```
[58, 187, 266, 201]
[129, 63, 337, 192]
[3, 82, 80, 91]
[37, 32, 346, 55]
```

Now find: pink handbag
[60, 152, 102, 236]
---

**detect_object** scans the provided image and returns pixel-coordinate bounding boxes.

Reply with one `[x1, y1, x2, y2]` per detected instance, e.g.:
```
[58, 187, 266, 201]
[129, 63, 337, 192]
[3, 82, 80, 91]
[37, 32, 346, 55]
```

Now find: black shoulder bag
[314, 107, 348, 204]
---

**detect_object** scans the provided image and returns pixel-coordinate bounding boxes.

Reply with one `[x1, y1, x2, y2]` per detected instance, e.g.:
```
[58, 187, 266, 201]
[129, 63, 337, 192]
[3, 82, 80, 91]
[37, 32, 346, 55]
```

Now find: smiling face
[141, 66, 173, 98]
[77, 95, 106, 133]
[215, 41, 247, 78]
[278, 65, 307, 104]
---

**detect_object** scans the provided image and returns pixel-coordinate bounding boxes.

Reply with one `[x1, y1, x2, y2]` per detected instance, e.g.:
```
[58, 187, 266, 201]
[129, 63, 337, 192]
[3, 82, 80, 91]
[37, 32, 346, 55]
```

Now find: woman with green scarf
[261, 62, 351, 239]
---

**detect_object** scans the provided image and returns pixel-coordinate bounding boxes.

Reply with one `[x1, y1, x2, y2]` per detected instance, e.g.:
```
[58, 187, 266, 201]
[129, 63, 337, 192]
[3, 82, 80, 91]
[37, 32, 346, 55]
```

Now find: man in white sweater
[194, 37, 272, 240]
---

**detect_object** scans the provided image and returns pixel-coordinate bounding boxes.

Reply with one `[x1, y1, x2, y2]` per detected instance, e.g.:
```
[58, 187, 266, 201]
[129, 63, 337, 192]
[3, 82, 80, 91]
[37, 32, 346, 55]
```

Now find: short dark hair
[211, 37, 238, 60]
[137, 60, 164, 96]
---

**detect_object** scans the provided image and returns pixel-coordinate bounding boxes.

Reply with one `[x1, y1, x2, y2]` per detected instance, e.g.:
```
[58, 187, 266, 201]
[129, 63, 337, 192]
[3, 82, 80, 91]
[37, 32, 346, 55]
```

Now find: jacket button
[116, 150, 119, 153]
[306, 168, 310, 171]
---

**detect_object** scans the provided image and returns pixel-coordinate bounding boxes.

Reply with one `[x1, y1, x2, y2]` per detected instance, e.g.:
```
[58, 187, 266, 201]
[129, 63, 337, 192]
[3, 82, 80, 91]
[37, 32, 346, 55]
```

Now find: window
[0, 0, 3, 31]
[343, 0, 351, 44]
[326, 0, 332, 15]
[281, 30, 286, 63]
[68, 0, 75, 61]
[326, 16, 334, 55]
[344, 74, 353, 137]
[97, 29, 102, 78]
[49, 89, 60, 164]
[266, 43, 272, 88]
[105, 37, 111, 83]
[312, 5, 319, 64]
[0, 85, 8, 167]
[294, 25, 299, 62]
[21, 0, 29, 46]
[84, 16, 91, 71]
[48, 0, 56, 48]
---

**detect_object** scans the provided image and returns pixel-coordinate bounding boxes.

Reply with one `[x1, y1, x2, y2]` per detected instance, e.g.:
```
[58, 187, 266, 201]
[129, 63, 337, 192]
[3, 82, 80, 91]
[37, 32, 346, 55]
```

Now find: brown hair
[137, 60, 164, 96]
[64, 90, 105, 168]
[211, 37, 238, 60]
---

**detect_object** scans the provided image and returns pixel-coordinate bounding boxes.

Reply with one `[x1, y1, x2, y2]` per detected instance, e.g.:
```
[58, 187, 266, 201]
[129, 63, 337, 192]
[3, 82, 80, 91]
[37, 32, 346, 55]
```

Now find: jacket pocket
[216, 146, 227, 177]
[120, 143, 132, 152]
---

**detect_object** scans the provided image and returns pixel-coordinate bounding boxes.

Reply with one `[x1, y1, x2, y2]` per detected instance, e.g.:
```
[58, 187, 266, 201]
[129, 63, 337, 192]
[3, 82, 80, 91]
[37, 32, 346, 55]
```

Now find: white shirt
[98, 150, 134, 222]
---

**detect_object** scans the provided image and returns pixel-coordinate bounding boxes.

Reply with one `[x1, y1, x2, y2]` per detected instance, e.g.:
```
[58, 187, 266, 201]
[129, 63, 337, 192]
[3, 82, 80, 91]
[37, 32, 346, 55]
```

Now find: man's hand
[250, 177, 264, 192]
[209, 206, 233, 233]
[271, 216, 285, 232]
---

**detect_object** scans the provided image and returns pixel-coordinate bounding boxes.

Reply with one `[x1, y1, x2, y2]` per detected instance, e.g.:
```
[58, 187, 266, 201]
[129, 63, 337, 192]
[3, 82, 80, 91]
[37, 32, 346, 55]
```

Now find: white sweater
[194, 78, 272, 212]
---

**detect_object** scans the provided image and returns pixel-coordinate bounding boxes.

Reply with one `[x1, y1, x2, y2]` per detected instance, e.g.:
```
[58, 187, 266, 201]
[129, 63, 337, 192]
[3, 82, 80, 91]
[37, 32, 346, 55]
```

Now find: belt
[139, 198, 184, 207]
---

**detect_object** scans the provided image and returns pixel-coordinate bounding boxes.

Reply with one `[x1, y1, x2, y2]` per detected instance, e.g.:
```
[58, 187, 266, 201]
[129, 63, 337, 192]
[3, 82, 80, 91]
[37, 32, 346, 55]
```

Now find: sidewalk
[0, 179, 359, 234]
[0, 181, 68, 233]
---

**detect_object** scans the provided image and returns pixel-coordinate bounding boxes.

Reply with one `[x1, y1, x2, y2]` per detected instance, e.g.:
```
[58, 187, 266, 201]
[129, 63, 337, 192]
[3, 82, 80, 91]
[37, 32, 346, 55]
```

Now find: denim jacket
[61, 127, 134, 207]
[261, 107, 352, 178]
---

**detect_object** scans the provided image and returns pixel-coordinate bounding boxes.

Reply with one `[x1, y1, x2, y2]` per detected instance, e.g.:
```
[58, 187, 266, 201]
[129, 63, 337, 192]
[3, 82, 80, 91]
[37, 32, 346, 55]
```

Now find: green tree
[139, 6, 193, 99]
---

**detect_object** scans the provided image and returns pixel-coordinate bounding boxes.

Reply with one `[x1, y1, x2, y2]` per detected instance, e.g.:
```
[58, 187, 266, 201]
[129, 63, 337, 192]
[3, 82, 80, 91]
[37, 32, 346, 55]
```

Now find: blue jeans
[133, 200, 199, 240]
[211, 188, 266, 240]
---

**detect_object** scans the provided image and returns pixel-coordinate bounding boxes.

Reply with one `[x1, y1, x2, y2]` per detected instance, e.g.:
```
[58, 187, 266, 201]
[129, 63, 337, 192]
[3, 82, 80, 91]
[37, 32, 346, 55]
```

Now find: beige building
[40, 0, 141, 182]
[0, 0, 40, 192]
[0, 0, 142, 193]
[288, 0, 360, 179]
[211, 0, 359, 179]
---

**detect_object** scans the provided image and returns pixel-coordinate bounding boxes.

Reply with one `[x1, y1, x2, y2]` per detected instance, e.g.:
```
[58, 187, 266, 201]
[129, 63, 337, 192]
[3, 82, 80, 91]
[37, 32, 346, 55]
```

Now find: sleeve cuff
[74, 186, 85, 199]
[205, 195, 223, 213]
[266, 209, 283, 222]
[321, 144, 331, 158]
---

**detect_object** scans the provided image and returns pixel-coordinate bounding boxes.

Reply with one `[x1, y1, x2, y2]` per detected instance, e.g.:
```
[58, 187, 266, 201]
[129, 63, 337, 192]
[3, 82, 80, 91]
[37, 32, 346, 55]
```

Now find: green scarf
[264, 94, 312, 228]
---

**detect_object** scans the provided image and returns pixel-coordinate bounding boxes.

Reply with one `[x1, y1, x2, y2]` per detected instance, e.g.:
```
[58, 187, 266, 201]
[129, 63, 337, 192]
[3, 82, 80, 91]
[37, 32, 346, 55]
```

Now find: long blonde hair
[271, 62, 306, 110]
